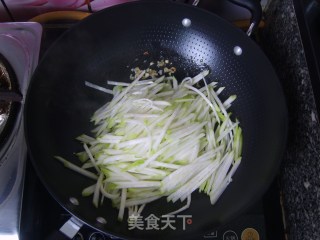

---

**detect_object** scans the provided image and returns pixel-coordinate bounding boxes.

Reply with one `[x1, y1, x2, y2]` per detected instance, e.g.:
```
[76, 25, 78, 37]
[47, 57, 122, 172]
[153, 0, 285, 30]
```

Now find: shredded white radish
[85, 81, 113, 94]
[56, 70, 243, 221]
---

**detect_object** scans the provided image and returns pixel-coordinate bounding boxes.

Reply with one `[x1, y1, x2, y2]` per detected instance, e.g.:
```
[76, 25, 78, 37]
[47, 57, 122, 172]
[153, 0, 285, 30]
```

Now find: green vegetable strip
[82, 184, 96, 197]
[55, 156, 98, 180]
[118, 188, 127, 221]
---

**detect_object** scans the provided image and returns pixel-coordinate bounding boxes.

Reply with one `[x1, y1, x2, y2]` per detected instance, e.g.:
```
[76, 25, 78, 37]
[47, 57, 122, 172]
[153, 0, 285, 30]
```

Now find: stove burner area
[0, 22, 42, 240]
[0, 59, 12, 132]
[0, 53, 19, 149]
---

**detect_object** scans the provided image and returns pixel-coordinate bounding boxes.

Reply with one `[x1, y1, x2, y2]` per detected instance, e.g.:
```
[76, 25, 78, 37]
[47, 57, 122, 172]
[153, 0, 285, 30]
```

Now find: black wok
[25, 1, 288, 239]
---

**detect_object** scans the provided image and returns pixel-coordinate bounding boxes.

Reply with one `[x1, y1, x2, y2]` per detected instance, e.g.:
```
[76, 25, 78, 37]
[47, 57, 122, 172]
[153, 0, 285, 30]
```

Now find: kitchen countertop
[261, 0, 320, 239]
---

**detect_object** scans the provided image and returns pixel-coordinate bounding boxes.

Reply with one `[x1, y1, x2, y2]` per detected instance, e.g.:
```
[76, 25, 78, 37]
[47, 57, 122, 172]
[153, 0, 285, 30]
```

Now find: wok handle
[227, 0, 262, 36]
